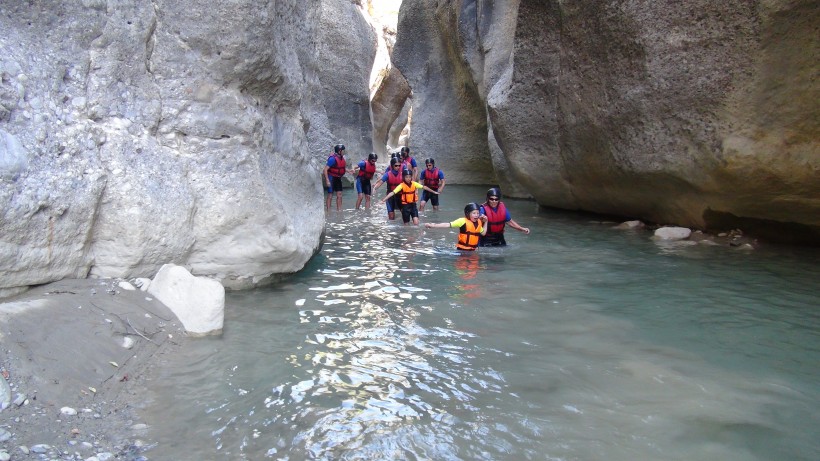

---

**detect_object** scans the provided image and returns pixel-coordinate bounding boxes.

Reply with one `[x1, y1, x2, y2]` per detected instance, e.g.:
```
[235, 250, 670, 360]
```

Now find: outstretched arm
[507, 219, 530, 234]
[424, 222, 450, 229]
[422, 185, 439, 194]
[381, 190, 396, 203]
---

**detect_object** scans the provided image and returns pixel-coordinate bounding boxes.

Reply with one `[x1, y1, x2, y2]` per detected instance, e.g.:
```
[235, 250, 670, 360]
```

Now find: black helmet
[464, 202, 480, 216]
[390, 157, 401, 167]
[368, 153, 378, 162]
[401, 168, 412, 178]
[425, 158, 435, 167]
[486, 187, 501, 200]
[334, 144, 346, 154]
[400, 146, 410, 156]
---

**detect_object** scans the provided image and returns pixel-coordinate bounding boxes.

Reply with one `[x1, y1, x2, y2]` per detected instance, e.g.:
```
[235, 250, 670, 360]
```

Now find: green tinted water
[141, 185, 820, 460]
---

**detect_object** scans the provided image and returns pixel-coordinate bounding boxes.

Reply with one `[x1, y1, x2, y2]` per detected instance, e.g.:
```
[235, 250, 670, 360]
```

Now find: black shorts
[421, 189, 439, 206]
[328, 176, 343, 193]
[401, 203, 419, 223]
[479, 232, 506, 246]
[356, 178, 372, 195]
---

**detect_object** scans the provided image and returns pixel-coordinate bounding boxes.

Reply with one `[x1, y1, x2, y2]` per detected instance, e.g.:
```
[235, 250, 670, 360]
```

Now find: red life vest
[327, 154, 346, 178]
[401, 157, 414, 172]
[358, 160, 376, 180]
[422, 168, 441, 189]
[457, 219, 482, 251]
[386, 169, 403, 191]
[398, 182, 418, 205]
[483, 201, 508, 234]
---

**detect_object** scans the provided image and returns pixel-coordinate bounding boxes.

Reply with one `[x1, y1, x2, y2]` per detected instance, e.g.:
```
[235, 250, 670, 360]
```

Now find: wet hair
[390, 158, 401, 167]
[368, 153, 378, 161]
[334, 144, 346, 154]
[425, 158, 435, 166]
[486, 187, 501, 199]
[464, 202, 480, 216]
[400, 146, 410, 156]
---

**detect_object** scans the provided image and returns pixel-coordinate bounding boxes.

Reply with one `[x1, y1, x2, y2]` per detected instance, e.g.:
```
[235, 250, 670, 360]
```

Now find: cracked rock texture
[0, 0, 377, 296]
[392, 0, 818, 240]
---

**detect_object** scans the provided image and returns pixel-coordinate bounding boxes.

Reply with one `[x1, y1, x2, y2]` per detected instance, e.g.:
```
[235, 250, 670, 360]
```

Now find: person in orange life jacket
[323, 144, 350, 211]
[479, 187, 530, 246]
[372, 157, 405, 220]
[352, 153, 378, 209]
[418, 158, 446, 211]
[380, 169, 439, 225]
[425, 202, 488, 251]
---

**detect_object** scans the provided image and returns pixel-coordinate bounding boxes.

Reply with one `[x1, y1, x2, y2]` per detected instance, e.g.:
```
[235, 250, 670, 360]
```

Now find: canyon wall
[392, 0, 818, 239]
[0, 0, 377, 296]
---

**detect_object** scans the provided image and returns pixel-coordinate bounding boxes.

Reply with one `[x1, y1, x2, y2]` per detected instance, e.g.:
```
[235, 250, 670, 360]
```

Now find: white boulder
[653, 226, 692, 241]
[147, 264, 224, 336]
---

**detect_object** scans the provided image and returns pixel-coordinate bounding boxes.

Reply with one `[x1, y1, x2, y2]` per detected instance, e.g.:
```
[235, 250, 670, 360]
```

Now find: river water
[140, 186, 819, 461]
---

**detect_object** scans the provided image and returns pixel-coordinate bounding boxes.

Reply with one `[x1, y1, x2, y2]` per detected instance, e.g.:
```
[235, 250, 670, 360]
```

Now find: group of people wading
[323, 144, 530, 251]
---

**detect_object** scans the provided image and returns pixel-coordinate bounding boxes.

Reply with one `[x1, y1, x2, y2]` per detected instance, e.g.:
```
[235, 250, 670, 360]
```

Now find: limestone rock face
[392, 0, 497, 184]
[0, 1, 330, 296]
[371, 66, 412, 154]
[393, 0, 819, 238]
[316, 1, 378, 159]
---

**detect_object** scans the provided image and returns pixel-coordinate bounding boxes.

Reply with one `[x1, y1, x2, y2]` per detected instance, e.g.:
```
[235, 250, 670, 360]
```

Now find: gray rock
[392, 0, 819, 236]
[0, 0, 327, 295]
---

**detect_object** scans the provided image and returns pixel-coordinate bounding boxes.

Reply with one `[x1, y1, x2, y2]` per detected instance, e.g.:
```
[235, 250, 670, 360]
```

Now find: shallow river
[141, 186, 819, 461]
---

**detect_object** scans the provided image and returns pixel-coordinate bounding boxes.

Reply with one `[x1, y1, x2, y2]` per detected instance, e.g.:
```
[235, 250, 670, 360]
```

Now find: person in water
[418, 158, 445, 211]
[398, 146, 418, 181]
[323, 144, 349, 211]
[352, 153, 378, 209]
[372, 157, 404, 220]
[380, 169, 440, 225]
[425, 202, 488, 251]
[479, 187, 530, 246]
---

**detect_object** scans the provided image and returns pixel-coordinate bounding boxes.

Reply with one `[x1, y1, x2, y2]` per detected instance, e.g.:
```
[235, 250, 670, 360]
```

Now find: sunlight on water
[141, 186, 820, 461]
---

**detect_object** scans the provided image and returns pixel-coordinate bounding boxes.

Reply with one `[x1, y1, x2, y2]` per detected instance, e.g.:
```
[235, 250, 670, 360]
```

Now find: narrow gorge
[1, 0, 817, 294]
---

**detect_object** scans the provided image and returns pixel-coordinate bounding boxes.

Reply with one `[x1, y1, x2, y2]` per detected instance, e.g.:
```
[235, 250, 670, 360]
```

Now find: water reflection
[142, 187, 820, 461]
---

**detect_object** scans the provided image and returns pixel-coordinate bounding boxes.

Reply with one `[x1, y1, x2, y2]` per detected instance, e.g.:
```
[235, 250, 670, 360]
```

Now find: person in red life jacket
[478, 187, 530, 246]
[372, 157, 405, 220]
[323, 144, 350, 211]
[352, 153, 378, 209]
[425, 202, 488, 250]
[418, 158, 446, 211]
[380, 169, 439, 225]
[399, 146, 418, 181]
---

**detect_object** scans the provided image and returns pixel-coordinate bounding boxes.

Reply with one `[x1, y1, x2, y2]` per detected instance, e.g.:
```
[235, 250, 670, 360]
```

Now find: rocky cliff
[391, 0, 818, 241]
[0, 0, 378, 297]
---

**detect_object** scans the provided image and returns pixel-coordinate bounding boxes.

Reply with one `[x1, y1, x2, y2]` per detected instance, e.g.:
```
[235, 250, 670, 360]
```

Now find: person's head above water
[334, 144, 345, 154]
[464, 202, 480, 218]
[486, 187, 501, 201]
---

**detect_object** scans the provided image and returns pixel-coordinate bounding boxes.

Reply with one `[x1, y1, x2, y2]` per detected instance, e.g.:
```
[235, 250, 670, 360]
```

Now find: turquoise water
[141, 186, 820, 461]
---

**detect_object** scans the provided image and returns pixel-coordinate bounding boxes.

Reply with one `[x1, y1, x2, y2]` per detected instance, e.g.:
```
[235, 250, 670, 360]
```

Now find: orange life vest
[456, 219, 482, 251]
[398, 182, 418, 205]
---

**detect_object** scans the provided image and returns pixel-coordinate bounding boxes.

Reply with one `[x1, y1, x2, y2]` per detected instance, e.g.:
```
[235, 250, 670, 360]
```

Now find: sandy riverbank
[0, 278, 186, 461]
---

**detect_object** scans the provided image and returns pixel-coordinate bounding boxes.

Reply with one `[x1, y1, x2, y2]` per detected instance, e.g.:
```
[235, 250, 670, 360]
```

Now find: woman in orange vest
[380, 169, 439, 225]
[424, 203, 488, 251]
